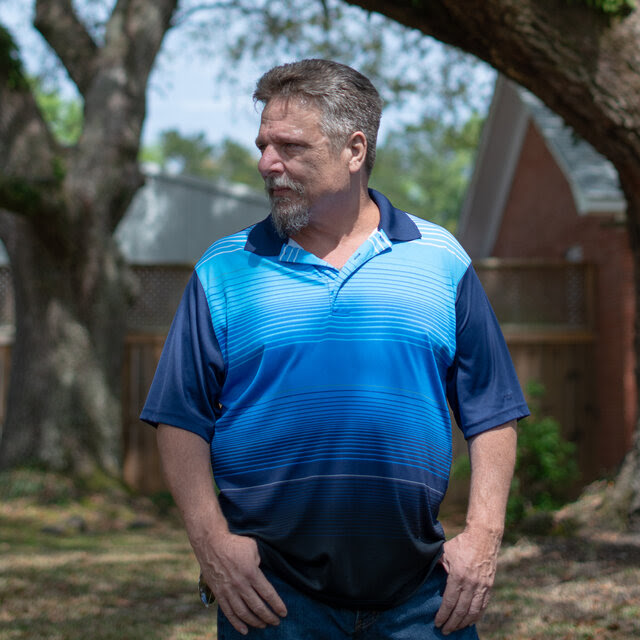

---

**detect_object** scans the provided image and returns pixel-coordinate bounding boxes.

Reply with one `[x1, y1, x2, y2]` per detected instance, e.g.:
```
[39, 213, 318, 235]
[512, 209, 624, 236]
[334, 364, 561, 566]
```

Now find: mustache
[264, 175, 305, 195]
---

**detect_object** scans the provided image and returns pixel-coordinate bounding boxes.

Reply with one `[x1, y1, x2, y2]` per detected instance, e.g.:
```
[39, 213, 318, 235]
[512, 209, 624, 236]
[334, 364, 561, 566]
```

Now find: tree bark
[0, 0, 178, 475]
[614, 187, 640, 529]
[346, 0, 640, 528]
[0, 209, 127, 473]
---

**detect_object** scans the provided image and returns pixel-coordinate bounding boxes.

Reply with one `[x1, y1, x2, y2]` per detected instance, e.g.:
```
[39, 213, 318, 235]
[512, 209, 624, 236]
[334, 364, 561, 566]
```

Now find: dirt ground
[479, 528, 640, 639]
[1, 471, 639, 640]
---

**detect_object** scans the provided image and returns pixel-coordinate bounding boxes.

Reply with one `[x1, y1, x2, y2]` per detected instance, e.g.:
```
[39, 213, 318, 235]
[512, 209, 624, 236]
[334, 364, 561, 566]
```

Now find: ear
[345, 131, 367, 174]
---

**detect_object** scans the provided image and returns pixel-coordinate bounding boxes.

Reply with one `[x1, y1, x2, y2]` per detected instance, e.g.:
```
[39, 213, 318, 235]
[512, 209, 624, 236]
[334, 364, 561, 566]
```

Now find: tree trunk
[0, 0, 177, 477]
[611, 184, 640, 530]
[0, 209, 129, 475]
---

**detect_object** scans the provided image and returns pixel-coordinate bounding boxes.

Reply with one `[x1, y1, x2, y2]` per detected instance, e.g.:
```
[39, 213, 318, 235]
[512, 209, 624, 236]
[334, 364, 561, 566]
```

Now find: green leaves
[371, 113, 484, 232]
[143, 130, 264, 191]
[30, 78, 83, 146]
[0, 24, 28, 91]
[565, 0, 636, 15]
[507, 382, 580, 526]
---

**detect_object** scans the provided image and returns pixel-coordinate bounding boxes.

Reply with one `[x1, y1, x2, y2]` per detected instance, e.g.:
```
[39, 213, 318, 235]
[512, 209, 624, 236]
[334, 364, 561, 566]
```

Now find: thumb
[439, 543, 451, 573]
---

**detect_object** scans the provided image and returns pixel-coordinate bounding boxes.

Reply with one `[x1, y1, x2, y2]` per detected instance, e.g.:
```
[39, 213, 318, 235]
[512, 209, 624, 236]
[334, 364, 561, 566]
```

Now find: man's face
[255, 98, 349, 237]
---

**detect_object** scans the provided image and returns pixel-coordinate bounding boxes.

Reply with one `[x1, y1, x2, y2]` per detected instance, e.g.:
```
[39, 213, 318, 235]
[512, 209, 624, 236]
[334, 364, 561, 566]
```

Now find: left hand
[434, 528, 501, 635]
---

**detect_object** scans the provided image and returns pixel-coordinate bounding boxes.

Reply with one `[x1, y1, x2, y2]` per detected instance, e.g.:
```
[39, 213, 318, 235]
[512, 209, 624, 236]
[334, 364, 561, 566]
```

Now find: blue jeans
[217, 565, 479, 639]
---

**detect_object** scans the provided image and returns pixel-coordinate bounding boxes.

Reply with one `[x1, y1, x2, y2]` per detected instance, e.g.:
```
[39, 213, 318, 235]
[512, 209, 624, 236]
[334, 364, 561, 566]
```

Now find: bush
[507, 381, 580, 527]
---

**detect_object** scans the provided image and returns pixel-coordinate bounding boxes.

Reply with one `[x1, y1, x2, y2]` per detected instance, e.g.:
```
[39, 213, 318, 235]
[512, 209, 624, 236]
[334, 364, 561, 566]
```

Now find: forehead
[257, 98, 324, 139]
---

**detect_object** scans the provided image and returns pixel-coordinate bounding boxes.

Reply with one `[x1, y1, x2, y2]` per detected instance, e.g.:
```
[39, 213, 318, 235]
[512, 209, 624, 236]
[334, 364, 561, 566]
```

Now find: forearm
[156, 424, 287, 633]
[156, 423, 228, 545]
[436, 420, 517, 633]
[465, 420, 517, 543]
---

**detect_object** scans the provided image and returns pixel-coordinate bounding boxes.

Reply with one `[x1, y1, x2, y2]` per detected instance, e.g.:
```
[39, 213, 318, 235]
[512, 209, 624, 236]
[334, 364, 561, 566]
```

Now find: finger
[241, 587, 283, 626]
[218, 599, 250, 636]
[441, 586, 474, 634]
[441, 579, 493, 634]
[221, 593, 267, 634]
[463, 588, 490, 627]
[435, 575, 461, 628]
[457, 584, 492, 630]
[253, 570, 288, 618]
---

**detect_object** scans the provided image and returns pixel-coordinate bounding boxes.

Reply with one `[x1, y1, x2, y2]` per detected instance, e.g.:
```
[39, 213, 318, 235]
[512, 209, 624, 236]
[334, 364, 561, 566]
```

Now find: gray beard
[264, 176, 310, 239]
[270, 199, 310, 239]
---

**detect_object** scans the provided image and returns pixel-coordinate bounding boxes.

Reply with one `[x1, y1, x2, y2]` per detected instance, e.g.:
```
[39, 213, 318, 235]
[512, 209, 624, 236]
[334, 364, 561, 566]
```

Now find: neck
[291, 185, 379, 269]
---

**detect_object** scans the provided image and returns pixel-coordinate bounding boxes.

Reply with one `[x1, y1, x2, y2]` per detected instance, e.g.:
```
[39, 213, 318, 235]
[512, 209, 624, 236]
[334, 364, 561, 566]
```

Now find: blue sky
[0, 1, 495, 154]
[0, 1, 267, 150]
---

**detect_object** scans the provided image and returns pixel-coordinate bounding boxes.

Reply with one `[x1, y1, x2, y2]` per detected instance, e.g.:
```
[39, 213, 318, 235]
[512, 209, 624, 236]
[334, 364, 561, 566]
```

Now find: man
[141, 59, 529, 639]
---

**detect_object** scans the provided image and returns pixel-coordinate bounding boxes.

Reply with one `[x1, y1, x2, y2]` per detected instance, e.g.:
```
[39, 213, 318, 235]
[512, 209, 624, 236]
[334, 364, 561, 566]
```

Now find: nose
[258, 145, 285, 179]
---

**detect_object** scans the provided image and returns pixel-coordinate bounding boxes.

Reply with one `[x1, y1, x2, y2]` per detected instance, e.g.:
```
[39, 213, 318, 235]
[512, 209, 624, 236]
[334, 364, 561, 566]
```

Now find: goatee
[264, 175, 310, 239]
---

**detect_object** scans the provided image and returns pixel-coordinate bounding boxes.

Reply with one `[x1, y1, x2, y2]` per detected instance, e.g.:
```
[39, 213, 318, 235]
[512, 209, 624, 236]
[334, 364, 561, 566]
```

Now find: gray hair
[253, 59, 383, 175]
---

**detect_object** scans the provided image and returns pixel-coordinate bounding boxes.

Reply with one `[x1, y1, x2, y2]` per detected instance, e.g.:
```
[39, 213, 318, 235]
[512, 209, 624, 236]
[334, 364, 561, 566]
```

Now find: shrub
[507, 381, 580, 527]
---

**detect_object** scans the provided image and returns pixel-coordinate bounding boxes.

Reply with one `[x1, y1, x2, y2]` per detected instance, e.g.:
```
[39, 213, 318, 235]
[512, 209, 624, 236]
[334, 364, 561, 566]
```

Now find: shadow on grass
[479, 535, 640, 640]
[1, 513, 218, 639]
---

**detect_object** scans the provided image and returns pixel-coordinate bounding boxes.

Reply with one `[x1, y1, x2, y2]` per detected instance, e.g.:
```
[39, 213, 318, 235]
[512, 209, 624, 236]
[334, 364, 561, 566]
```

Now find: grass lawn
[0, 470, 218, 640]
[1, 470, 639, 640]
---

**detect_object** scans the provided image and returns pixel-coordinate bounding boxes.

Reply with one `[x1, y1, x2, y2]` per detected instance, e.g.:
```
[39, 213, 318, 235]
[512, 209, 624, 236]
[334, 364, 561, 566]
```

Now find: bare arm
[157, 424, 287, 635]
[435, 420, 517, 635]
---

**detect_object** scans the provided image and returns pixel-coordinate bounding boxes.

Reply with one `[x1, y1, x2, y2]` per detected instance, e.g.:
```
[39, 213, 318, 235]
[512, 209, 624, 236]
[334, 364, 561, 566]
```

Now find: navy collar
[245, 189, 421, 256]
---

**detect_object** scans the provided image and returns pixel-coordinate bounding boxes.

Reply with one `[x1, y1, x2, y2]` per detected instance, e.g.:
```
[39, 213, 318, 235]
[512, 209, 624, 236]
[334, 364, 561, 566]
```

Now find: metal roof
[0, 172, 269, 266]
[458, 76, 626, 259]
[519, 90, 625, 215]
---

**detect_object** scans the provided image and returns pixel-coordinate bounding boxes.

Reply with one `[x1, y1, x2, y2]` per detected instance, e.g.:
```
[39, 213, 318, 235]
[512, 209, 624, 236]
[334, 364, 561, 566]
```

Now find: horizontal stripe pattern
[192, 205, 472, 605]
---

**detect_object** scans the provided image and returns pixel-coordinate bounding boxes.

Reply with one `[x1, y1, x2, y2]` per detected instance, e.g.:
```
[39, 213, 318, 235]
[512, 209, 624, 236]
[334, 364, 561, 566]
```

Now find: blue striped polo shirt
[141, 189, 528, 609]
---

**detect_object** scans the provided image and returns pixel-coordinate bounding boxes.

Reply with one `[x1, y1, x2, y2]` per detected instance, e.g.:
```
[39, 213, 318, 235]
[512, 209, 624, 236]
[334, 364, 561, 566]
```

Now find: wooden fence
[0, 331, 11, 430]
[475, 259, 597, 476]
[122, 333, 168, 493]
[0, 260, 597, 493]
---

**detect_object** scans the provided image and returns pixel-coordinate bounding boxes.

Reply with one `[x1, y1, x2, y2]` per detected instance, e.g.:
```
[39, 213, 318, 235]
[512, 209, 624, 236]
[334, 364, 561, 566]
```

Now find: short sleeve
[447, 265, 529, 439]
[140, 272, 225, 442]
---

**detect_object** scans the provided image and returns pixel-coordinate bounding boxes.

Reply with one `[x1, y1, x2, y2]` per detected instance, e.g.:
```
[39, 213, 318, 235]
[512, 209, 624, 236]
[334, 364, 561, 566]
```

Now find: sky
[0, 1, 496, 156]
[141, 26, 266, 151]
[0, 1, 269, 151]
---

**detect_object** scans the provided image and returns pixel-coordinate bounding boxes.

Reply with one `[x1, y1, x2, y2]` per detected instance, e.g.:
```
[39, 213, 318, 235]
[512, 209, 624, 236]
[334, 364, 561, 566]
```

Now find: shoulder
[196, 225, 254, 270]
[402, 214, 471, 279]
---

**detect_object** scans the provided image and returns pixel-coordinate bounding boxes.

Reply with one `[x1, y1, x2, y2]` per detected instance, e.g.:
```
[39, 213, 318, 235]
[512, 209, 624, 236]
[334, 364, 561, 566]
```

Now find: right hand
[197, 531, 287, 635]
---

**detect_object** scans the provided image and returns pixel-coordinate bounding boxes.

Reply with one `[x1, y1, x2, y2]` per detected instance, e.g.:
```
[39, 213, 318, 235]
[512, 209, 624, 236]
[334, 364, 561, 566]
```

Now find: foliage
[507, 382, 580, 526]
[173, 0, 494, 125]
[149, 129, 215, 176]
[0, 23, 28, 90]
[371, 112, 483, 232]
[142, 129, 264, 191]
[214, 138, 263, 189]
[565, 0, 636, 15]
[30, 77, 83, 146]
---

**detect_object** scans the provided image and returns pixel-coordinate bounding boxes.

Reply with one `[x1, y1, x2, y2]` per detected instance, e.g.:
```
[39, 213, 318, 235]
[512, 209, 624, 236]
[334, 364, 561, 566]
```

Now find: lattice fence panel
[127, 266, 193, 331]
[475, 261, 594, 329]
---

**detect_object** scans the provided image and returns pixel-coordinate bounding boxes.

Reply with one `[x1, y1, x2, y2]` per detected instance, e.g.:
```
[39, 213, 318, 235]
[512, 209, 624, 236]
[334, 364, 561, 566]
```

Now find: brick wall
[492, 122, 636, 474]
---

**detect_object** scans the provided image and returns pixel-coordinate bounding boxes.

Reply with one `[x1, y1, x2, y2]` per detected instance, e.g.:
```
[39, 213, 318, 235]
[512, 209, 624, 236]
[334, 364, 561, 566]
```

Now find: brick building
[458, 76, 635, 479]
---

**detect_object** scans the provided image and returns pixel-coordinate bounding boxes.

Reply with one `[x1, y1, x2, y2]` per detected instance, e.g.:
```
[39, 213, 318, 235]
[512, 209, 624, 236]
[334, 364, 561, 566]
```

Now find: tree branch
[0, 25, 63, 219]
[61, 0, 177, 232]
[171, 1, 254, 27]
[104, 0, 179, 99]
[34, 0, 99, 96]
[346, 0, 640, 175]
